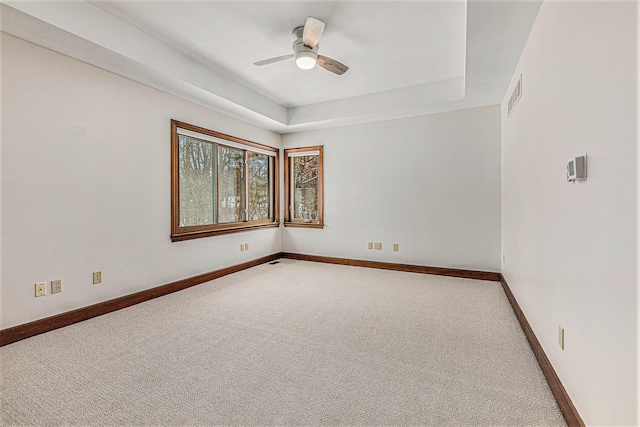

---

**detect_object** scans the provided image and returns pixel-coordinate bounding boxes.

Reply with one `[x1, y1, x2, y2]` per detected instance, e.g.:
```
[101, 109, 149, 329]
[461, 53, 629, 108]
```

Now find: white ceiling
[94, 1, 467, 108]
[0, 0, 542, 133]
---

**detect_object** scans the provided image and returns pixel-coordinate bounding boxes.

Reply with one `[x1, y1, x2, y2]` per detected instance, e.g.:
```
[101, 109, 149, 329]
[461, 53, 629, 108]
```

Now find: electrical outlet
[93, 271, 102, 285]
[51, 279, 62, 294]
[240, 243, 245, 252]
[35, 282, 46, 297]
[558, 325, 565, 350]
[393, 243, 399, 251]
[244, 243, 249, 251]
[374, 242, 382, 250]
[367, 242, 373, 250]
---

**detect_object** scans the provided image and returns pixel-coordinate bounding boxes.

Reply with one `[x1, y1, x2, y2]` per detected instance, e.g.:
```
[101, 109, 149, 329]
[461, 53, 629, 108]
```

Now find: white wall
[282, 106, 501, 272]
[0, 34, 282, 329]
[501, 2, 638, 425]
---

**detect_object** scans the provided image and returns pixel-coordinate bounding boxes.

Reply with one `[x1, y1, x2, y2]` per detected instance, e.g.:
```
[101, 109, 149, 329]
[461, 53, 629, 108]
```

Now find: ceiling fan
[254, 17, 349, 75]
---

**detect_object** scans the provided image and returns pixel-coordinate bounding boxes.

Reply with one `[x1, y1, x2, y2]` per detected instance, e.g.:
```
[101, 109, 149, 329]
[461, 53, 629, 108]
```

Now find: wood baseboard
[0, 253, 281, 347]
[499, 274, 585, 427]
[280, 252, 501, 281]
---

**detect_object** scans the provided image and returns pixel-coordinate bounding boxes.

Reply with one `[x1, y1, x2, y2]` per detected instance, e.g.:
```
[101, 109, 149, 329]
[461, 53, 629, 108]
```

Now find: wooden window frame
[284, 146, 324, 229]
[171, 120, 279, 242]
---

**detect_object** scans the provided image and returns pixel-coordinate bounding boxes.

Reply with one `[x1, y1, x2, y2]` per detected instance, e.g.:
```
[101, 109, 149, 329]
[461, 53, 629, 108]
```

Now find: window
[284, 146, 323, 228]
[171, 120, 279, 241]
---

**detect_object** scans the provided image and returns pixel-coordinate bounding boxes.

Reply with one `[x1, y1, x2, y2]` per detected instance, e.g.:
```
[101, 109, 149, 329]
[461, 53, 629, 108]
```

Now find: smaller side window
[284, 146, 323, 228]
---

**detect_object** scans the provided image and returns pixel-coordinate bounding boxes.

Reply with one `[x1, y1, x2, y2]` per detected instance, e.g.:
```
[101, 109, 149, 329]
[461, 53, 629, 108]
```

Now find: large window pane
[217, 145, 245, 223]
[248, 152, 270, 220]
[293, 154, 319, 220]
[172, 120, 279, 241]
[179, 136, 214, 227]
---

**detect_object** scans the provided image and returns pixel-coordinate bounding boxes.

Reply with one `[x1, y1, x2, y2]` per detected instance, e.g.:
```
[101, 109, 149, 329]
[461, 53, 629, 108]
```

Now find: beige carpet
[1, 259, 565, 426]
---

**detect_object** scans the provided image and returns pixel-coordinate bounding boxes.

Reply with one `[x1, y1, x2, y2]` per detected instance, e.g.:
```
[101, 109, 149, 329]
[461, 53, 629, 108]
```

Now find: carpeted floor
[1, 259, 566, 426]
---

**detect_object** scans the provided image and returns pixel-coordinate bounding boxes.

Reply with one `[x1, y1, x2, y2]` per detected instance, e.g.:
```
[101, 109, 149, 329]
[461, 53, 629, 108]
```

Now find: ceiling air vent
[508, 74, 522, 117]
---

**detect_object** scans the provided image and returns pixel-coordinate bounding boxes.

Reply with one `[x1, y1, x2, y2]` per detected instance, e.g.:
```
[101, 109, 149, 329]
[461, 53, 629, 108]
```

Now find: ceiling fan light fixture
[295, 51, 317, 69]
[254, 18, 348, 75]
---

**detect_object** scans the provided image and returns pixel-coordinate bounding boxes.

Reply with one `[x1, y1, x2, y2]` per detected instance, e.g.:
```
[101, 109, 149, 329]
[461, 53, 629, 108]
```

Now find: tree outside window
[171, 120, 279, 241]
[284, 146, 323, 228]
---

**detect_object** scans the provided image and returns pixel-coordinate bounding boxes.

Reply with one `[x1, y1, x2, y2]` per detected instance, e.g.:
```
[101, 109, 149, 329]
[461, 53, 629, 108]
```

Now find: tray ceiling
[0, 1, 542, 133]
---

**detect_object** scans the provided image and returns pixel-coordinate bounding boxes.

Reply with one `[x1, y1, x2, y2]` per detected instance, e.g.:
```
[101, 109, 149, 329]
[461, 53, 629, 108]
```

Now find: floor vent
[269, 261, 280, 265]
[508, 74, 522, 117]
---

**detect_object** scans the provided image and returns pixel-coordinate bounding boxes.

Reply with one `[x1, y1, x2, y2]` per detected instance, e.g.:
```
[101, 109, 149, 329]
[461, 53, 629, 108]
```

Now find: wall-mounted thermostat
[567, 154, 587, 182]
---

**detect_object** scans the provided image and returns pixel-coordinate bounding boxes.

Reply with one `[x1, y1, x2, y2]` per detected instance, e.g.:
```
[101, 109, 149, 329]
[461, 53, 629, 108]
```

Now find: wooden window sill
[283, 222, 324, 229]
[171, 222, 280, 242]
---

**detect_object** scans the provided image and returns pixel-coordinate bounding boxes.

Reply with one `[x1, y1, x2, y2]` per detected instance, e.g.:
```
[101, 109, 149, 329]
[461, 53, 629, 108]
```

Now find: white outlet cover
[558, 326, 565, 350]
[51, 279, 62, 294]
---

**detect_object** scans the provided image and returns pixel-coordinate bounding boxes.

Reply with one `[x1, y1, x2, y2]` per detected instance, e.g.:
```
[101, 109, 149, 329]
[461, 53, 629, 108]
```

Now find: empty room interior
[0, 1, 638, 426]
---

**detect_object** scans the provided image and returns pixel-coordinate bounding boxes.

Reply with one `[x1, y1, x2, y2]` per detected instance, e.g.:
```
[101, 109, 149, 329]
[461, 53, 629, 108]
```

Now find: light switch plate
[35, 282, 46, 297]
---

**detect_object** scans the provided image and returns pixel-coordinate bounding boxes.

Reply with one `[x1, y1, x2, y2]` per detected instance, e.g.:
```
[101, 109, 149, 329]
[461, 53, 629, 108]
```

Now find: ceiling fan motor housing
[292, 26, 318, 68]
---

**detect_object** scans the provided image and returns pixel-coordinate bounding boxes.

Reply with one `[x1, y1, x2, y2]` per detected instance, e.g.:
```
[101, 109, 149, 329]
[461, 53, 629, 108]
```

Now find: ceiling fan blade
[254, 54, 294, 66]
[317, 55, 349, 75]
[303, 17, 325, 48]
